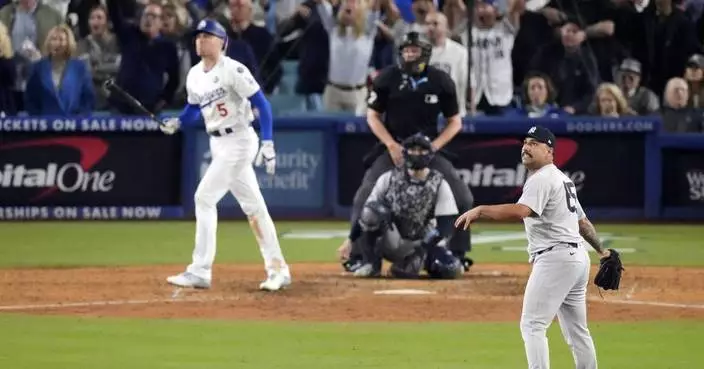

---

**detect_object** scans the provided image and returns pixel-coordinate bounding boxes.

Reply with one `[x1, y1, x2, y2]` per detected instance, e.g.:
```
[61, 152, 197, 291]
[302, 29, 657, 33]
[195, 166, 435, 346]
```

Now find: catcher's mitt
[593, 248, 624, 290]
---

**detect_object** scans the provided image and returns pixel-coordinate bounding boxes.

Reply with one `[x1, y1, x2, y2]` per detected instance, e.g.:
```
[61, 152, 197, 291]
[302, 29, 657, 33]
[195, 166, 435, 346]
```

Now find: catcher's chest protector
[383, 169, 443, 240]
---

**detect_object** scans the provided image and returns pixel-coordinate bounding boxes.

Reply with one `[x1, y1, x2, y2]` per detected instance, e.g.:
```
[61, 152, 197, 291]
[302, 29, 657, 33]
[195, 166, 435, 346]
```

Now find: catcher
[337, 133, 469, 279]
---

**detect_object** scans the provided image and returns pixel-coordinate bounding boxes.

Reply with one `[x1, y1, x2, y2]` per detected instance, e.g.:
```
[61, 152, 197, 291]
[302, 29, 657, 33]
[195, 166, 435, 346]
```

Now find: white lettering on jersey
[196, 87, 228, 108]
[185, 56, 260, 132]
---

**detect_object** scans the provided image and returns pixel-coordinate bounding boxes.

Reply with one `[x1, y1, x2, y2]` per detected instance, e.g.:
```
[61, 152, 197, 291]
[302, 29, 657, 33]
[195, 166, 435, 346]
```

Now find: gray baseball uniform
[366, 169, 458, 262]
[517, 163, 598, 369]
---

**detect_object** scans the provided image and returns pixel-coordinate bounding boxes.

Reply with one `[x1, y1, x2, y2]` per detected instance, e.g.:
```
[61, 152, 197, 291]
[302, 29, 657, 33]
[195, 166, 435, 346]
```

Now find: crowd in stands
[0, 0, 702, 133]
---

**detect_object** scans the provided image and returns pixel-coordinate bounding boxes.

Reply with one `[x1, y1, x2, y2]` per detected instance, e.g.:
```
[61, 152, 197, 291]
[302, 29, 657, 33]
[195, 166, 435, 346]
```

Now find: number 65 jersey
[185, 56, 260, 132]
[517, 163, 585, 255]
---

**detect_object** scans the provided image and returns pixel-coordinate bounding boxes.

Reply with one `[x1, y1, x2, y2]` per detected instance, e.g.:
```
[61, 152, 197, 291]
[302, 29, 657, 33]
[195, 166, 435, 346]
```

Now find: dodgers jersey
[517, 164, 585, 255]
[186, 56, 260, 131]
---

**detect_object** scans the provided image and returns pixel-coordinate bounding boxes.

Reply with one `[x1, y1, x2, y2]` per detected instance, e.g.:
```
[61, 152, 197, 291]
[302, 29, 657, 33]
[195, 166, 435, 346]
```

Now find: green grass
[0, 314, 701, 369]
[1, 221, 703, 268]
[1, 221, 703, 368]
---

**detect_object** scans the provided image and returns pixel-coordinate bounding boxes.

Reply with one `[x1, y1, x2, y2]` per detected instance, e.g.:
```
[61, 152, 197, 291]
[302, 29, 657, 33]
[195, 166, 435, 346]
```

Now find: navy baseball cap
[525, 126, 556, 148]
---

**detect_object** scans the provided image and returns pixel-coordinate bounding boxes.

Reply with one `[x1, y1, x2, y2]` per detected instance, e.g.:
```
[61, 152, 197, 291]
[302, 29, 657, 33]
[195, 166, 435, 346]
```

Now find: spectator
[426, 11, 467, 117]
[371, 0, 402, 70]
[319, 0, 380, 116]
[529, 17, 599, 115]
[505, 72, 564, 118]
[69, 0, 142, 39]
[391, 0, 435, 56]
[442, 0, 466, 42]
[76, 4, 121, 110]
[0, 0, 63, 111]
[222, 0, 282, 94]
[0, 21, 16, 116]
[182, 0, 261, 81]
[684, 53, 704, 108]
[161, 1, 191, 108]
[661, 77, 704, 132]
[510, 8, 553, 88]
[277, 0, 331, 111]
[25, 24, 95, 115]
[615, 58, 660, 115]
[540, 0, 627, 83]
[43, 0, 71, 18]
[634, 0, 700, 97]
[590, 82, 635, 117]
[470, 0, 524, 116]
[105, 0, 180, 115]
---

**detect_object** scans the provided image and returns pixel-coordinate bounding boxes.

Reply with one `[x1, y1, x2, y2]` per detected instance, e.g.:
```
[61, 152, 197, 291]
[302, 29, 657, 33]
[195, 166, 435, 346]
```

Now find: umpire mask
[398, 32, 432, 75]
[402, 134, 435, 170]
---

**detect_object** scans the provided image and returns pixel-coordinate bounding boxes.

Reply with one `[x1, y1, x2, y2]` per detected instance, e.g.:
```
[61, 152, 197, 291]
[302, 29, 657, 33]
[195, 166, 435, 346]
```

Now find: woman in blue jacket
[25, 24, 95, 115]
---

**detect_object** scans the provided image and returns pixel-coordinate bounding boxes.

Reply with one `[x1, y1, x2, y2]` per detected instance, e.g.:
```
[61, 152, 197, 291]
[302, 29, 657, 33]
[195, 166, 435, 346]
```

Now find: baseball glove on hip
[593, 248, 624, 290]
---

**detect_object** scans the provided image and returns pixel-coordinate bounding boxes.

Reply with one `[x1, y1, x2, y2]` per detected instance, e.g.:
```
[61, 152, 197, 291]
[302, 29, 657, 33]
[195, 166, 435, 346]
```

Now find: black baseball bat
[103, 79, 161, 124]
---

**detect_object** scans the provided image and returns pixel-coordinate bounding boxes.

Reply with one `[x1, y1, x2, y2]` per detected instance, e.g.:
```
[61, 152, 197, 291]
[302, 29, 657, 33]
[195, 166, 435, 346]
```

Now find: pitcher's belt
[534, 242, 578, 256]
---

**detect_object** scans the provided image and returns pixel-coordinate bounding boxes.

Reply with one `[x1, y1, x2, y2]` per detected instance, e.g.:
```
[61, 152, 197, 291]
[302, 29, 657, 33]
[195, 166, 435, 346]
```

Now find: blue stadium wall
[0, 115, 702, 221]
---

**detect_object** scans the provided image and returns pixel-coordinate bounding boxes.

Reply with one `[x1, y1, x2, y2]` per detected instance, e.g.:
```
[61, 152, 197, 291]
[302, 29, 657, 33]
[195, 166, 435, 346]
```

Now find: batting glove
[254, 140, 276, 175]
[160, 117, 180, 135]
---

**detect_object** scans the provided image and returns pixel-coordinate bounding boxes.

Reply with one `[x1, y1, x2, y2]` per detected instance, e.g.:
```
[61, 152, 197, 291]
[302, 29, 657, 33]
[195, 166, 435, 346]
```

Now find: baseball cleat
[353, 263, 381, 278]
[166, 272, 211, 289]
[259, 273, 291, 291]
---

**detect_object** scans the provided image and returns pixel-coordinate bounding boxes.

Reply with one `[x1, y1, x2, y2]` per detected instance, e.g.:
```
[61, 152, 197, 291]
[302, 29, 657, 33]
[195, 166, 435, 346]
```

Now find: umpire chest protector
[370, 66, 458, 139]
[382, 169, 444, 240]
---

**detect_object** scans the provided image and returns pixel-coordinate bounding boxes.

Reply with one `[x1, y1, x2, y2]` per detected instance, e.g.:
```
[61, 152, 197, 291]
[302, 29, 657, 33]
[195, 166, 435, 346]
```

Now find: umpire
[348, 31, 474, 267]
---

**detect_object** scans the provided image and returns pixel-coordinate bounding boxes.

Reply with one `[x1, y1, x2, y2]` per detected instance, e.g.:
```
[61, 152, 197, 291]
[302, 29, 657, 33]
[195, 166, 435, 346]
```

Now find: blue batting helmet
[195, 19, 228, 50]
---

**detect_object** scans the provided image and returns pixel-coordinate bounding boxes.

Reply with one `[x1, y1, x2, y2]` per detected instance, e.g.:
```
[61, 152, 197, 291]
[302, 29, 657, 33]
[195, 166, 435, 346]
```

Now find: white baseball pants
[520, 245, 597, 369]
[185, 126, 290, 281]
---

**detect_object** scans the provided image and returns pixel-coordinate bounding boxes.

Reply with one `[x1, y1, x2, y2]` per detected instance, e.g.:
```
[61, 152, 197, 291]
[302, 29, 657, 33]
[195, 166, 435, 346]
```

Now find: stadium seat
[268, 94, 304, 116]
[281, 60, 299, 76]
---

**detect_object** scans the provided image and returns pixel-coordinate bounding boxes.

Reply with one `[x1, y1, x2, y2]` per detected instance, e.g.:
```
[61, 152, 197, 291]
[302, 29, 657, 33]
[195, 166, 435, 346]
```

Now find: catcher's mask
[402, 133, 435, 170]
[398, 32, 432, 75]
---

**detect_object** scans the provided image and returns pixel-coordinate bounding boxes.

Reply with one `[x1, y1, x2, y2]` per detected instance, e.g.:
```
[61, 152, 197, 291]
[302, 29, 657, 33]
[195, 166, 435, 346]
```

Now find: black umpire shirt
[367, 65, 459, 140]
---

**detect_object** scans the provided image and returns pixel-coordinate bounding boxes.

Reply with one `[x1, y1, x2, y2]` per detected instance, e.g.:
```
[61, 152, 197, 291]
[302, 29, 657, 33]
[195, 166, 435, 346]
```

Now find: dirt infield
[1, 263, 703, 322]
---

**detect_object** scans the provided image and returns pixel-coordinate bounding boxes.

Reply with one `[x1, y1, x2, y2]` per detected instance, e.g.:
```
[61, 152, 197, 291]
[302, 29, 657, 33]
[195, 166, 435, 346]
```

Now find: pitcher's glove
[593, 248, 624, 290]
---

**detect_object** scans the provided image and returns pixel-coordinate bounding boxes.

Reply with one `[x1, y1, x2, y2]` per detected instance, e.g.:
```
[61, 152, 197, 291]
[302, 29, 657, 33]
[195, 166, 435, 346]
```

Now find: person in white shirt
[318, 0, 380, 115]
[160, 19, 291, 292]
[426, 12, 467, 117]
[469, 0, 524, 115]
[455, 125, 612, 369]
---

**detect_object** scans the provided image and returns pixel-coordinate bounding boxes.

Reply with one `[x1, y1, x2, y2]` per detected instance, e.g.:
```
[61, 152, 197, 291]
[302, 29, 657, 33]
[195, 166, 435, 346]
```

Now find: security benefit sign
[337, 134, 645, 208]
[662, 149, 704, 207]
[194, 130, 325, 211]
[0, 133, 182, 219]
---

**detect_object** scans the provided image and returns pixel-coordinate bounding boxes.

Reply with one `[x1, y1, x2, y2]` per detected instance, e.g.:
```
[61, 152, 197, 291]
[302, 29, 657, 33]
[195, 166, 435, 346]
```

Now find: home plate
[374, 289, 436, 295]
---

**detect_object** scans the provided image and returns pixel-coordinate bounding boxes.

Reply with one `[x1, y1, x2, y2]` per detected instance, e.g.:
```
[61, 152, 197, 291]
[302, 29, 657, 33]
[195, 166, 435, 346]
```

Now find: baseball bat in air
[103, 79, 161, 125]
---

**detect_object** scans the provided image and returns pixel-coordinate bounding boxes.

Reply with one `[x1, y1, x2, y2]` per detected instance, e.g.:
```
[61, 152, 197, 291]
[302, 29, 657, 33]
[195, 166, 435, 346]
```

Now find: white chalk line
[0, 295, 239, 311]
[0, 294, 703, 312]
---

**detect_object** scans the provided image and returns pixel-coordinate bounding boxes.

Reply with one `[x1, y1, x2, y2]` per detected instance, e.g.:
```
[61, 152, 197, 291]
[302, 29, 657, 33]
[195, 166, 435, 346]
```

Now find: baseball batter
[160, 19, 291, 292]
[455, 126, 611, 369]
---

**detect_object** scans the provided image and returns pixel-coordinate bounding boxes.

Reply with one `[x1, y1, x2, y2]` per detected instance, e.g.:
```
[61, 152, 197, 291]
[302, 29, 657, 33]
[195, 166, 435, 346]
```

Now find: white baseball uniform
[430, 38, 468, 117]
[184, 55, 290, 282]
[517, 163, 598, 369]
[469, 18, 517, 107]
